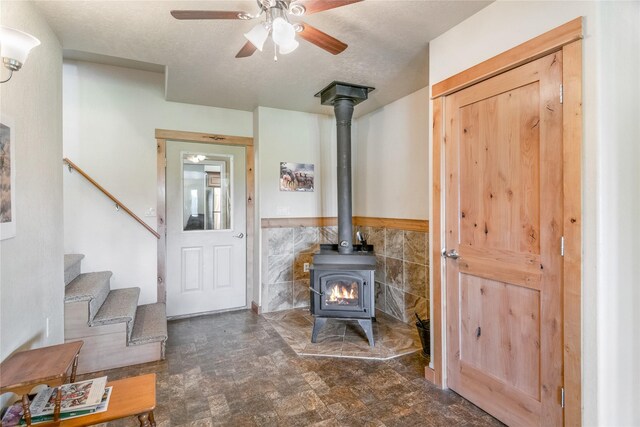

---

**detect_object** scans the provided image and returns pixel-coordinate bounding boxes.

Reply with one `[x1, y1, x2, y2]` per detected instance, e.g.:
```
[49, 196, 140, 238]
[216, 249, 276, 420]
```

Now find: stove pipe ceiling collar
[315, 81, 375, 254]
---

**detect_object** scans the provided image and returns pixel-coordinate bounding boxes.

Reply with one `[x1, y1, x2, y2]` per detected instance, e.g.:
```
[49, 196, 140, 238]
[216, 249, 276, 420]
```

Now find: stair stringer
[64, 300, 163, 374]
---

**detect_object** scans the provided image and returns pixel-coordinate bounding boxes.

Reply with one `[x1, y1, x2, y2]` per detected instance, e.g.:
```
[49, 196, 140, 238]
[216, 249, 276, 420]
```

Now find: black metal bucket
[416, 320, 430, 357]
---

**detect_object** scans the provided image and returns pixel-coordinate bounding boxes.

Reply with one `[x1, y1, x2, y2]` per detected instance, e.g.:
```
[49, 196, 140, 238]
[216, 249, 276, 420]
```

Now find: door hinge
[561, 387, 565, 408]
[560, 84, 564, 104]
[561, 236, 565, 257]
[164, 158, 167, 168]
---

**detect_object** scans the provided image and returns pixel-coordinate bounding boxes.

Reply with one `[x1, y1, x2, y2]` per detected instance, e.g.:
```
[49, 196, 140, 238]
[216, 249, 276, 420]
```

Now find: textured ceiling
[33, 0, 491, 117]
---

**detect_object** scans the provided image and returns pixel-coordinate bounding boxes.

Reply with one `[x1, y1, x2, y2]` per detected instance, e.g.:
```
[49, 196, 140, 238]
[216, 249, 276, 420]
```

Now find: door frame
[430, 18, 583, 425]
[155, 129, 255, 312]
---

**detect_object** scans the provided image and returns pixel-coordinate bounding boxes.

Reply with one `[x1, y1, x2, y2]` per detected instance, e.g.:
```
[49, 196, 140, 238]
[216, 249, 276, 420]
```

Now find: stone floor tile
[77, 309, 502, 427]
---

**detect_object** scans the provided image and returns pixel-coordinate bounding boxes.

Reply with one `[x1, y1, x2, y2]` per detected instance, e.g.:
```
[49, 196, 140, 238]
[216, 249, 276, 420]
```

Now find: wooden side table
[59, 374, 156, 427]
[0, 341, 83, 424]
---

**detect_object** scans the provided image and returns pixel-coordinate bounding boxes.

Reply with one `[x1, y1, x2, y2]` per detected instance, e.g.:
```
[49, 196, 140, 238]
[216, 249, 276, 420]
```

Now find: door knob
[233, 233, 244, 239]
[442, 249, 460, 260]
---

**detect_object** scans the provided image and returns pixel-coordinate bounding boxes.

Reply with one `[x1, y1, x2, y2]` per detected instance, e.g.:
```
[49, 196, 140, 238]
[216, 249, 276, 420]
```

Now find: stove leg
[311, 317, 327, 343]
[358, 319, 375, 347]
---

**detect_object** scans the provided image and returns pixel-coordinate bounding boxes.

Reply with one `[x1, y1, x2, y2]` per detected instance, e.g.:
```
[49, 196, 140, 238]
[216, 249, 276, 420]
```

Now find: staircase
[64, 254, 167, 374]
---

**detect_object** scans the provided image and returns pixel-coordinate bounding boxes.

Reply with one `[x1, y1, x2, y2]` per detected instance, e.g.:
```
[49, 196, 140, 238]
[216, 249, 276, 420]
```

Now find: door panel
[445, 52, 563, 426]
[166, 141, 246, 317]
[213, 246, 232, 289]
[181, 247, 203, 292]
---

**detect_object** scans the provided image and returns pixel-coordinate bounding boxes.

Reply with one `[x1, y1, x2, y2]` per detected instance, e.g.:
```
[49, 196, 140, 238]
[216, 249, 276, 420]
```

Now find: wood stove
[310, 244, 376, 346]
[310, 81, 376, 347]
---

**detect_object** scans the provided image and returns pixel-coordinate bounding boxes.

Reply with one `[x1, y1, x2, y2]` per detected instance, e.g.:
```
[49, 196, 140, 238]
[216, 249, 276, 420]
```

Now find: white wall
[595, 2, 640, 424]
[256, 106, 336, 218]
[0, 2, 64, 360]
[63, 61, 253, 304]
[353, 87, 429, 219]
[429, 1, 640, 425]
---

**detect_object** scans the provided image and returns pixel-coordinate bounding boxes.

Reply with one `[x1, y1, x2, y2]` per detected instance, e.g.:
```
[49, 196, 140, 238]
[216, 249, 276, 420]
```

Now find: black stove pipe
[334, 98, 355, 254]
[315, 81, 375, 255]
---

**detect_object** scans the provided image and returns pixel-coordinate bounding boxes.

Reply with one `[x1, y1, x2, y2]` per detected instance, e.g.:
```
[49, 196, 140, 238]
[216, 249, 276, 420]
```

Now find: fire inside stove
[325, 281, 359, 305]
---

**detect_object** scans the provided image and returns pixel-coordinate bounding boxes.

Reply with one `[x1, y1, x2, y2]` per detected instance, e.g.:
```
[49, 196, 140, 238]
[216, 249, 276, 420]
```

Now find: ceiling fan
[170, 0, 362, 60]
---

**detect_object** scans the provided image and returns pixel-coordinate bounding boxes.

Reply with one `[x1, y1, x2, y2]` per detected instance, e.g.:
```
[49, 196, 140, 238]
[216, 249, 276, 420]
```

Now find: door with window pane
[166, 141, 246, 316]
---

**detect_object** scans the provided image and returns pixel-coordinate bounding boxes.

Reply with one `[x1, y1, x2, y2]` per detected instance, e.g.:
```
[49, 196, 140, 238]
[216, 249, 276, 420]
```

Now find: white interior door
[166, 141, 246, 317]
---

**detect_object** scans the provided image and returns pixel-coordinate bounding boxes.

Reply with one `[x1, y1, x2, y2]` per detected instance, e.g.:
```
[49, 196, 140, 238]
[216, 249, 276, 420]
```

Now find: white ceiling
[33, 0, 491, 117]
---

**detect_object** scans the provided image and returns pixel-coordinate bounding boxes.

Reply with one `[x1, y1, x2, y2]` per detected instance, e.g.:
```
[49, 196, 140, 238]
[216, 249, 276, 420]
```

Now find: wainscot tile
[404, 261, 427, 297]
[385, 228, 404, 259]
[386, 285, 404, 321]
[367, 227, 385, 256]
[267, 282, 293, 312]
[385, 257, 403, 289]
[319, 226, 338, 244]
[294, 227, 320, 254]
[294, 280, 310, 308]
[294, 252, 314, 281]
[404, 231, 427, 265]
[403, 292, 428, 324]
[268, 254, 293, 284]
[268, 227, 294, 256]
[374, 282, 386, 313]
[375, 255, 386, 283]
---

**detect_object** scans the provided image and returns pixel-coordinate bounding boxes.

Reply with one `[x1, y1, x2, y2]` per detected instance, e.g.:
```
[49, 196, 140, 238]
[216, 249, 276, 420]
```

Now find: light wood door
[444, 52, 563, 426]
[166, 141, 246, 317]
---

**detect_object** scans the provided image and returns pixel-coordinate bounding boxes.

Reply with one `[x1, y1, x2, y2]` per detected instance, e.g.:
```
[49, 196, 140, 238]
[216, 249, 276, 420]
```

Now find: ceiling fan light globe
[271, 17, 295, 46]
[278, 39, 299, 55]
[243, 23, 269, 51]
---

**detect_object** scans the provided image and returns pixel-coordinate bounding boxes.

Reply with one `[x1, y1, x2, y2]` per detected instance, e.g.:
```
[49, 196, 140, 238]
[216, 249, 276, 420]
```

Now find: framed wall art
[280, 162, 314, 192]
[0, 117, 16, 240]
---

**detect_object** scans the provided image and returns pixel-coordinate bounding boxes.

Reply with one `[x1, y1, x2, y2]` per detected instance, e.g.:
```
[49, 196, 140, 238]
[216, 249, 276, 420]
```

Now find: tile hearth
[263, 309, 422, 360]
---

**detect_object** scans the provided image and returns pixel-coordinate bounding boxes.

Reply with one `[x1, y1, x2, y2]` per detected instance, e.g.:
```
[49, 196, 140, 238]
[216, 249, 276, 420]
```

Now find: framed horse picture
[280, 162, 314, 192]
[0, 117, 16, 240]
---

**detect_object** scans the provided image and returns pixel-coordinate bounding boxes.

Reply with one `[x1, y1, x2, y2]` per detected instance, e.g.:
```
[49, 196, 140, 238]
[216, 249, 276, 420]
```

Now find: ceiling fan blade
[236, 41, 258, 58]
[296, 0, 363, 15]
[170, 10, 245, 20]
[298, 23, 347, 55]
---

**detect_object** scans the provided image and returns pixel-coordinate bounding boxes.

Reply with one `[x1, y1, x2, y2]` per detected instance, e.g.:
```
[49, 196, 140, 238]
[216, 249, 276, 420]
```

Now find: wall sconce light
[0, 26, 41, 84]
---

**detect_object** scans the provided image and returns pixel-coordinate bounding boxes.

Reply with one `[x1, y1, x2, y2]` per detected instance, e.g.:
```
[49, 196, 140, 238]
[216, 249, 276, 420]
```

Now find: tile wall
[261, 224, 429, 324]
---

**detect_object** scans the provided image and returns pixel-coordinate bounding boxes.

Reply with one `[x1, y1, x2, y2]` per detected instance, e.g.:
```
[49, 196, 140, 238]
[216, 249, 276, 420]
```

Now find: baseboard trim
[251, 301, 261, 315]
[424, 366, 437, 385]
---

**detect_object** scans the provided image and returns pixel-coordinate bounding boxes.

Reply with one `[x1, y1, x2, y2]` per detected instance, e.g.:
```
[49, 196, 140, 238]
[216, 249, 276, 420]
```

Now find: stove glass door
[320, 274, 363, 311]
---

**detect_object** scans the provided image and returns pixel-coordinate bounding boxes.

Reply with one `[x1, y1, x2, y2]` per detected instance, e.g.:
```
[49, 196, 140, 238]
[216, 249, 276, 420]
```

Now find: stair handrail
[63, 158, 161, 239]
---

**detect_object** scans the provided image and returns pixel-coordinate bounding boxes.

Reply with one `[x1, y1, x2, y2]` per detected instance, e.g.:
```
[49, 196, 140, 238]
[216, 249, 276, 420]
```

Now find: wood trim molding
[261, 217, 337, 228]
[431, 17, 583, 98]
[156, 129, 255, 307]
[430, 96, 444, 388]
[424, 366, 436, 384]
[155, 129, 253, 147]
[353, 217, 428, 232]
[562, 39, 582, 427]
[430, 19, 583, 421]
[156, 139, 167, 303]
[251, 301, 261, 315]
[260, 216, 429, 232]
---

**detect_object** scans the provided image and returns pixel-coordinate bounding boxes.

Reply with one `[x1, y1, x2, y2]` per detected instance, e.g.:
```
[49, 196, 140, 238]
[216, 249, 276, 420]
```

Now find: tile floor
[264, 309, 421, 360]
[82, 310, 502, 427]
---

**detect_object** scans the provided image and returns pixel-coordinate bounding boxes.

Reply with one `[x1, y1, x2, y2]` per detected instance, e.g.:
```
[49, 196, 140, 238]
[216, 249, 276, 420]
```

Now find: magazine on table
[28, 376, 107, 416]
[23, 386, 112, 425]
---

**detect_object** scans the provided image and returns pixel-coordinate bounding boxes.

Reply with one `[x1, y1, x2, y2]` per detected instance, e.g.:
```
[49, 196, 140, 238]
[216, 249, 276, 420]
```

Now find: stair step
[65, 271, 112, 323]
[64, 254, 85, 286]
[91, 287, 140, 342]
[130, 303, 167, 349]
